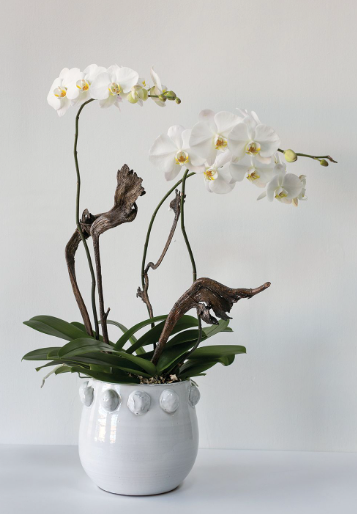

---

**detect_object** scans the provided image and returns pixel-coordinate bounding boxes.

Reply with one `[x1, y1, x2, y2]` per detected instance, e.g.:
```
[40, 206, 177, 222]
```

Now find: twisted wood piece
[151, 277, 271, 365]
[65, 165, 145, 342]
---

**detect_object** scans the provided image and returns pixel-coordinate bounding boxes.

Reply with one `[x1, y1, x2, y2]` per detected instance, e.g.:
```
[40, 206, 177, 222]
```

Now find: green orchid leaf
[188, 345, 246, 360]
[166, 329, 207, 347]
[178, 360, 218, 378]
[55, 365, 76, 375]
[24, 315, 87, 341]
[68, 366, 140, 384]
[127, 315, 200, 355]
[70, 322, 106, 342]
[111, 350, 156, 376]
[202, 319, 233, 339]
[106, 320, 145, 355]
[218, 354, 236, 366]
[58, 338, 113, 358]
[73, 350, 156, 377]
[114, 315, 168, 350]
[22, 347, 61, 361]
[156, 342, 195, 376]
[35, 360, 64, 371]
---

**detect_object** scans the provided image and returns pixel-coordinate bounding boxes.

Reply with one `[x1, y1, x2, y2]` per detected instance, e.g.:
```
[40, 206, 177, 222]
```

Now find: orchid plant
[23, 64, 336, 386]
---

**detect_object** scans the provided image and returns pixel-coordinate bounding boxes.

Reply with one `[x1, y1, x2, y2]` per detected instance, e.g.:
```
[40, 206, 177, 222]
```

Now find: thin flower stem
[180, 169, 202, 366]
[140, 172, 195, 296]
[180, 169, 197, 283]
[74, 99, 100, 339]
[277, 148, 337, 163]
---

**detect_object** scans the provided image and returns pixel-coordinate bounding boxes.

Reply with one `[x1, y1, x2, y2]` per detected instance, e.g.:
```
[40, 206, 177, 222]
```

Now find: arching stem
[74, 99, 100, 339]
[140, 172, 195, 319]
[180, 169, 202, 360]
[180, 169, 197, 282]
[277, 148, 337, 163]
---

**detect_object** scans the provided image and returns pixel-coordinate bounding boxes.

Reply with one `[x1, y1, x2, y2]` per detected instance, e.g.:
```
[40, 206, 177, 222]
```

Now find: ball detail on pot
[100, 389, 120, 412]
[79, 381, 94, 407]
[159, 389, 180, 413]
[188, 384, 200, 407]
[127, 390, 151, 415]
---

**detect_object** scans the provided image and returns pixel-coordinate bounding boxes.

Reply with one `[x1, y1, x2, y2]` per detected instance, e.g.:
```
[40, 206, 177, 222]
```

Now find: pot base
[98, 484, 180, 496]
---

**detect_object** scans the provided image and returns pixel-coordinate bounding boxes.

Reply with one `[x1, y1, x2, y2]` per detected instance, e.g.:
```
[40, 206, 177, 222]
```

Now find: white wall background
[1, 0, 356, 451]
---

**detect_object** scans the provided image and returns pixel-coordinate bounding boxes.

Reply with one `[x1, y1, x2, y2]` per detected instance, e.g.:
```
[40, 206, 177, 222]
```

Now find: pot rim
[86, 378, 191, 388]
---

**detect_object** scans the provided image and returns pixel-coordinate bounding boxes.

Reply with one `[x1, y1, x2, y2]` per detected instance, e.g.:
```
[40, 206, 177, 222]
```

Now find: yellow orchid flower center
[215, 135, 227, 150]
[108, 82, 122, 95]
[204, 168, 218, 181]
[175, 151, 189, 165]
[53, 87, 67, 98]
[76, 79, 89, 91]
[275, 187, 288, 200]
[245, 141, 261, 155]
[247, 168, 260, 182]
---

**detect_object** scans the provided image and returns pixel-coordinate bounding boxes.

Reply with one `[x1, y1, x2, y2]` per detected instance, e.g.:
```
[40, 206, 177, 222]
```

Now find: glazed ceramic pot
[78, 379, 200, 495]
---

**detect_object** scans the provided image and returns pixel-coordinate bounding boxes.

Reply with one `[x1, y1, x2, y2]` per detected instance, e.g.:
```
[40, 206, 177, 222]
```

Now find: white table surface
[1, 445, 356, 514]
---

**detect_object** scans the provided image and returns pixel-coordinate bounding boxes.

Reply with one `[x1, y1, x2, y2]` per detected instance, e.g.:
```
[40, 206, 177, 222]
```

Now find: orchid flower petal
[189, 121, 215, 160]
[149, 134, 178, 173]
[282, 173, 304, 199]
[150, 67, 162, 91]
[116, 67, 139, 93]
[167, 125, 185, 149]
[229, 161, 250, 182]
[254, 124, 281, 158]
[90, 72, 111, 100]
[164, 163, 181, 181]
[227, 122, 249, 160]
[214, 111, 241, 137]
[267, 175, 280, 201]
[215, 149, 232, 168]
[257, 191, 267, 201]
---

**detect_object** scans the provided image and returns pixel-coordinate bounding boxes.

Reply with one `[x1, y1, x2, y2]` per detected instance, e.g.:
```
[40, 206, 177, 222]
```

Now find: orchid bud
[140, 88, 148, 101]
[320, 159, 329, 167]
[284, 149, 297, 162]
[127, 92, 138, 104]
[158, 94, 167, 102]
[175, 97, 181, 104]
[164, 91, 176, 100]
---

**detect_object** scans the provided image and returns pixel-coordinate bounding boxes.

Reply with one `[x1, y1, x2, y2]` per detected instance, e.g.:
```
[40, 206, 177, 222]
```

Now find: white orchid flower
[228, 118, 281, 164]
[149, 68, 167, 107]
[189, 110, 242, 165]
[127, 78, 148, 106]
[292, 175, 307, 206]
[149, 125, 205, 181]
[66, 64, 107, 105]
[228, 154, 279, 188]
[236, 108, 262, 130]
[257, 164, 303, 203]
[90, 65, 139, 108]
[47, 67, 80, 117]
[203, 151, 235, 194]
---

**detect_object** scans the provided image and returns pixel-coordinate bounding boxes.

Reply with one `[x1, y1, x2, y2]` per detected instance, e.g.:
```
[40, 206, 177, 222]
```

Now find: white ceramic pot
[78, 379, 200, 495]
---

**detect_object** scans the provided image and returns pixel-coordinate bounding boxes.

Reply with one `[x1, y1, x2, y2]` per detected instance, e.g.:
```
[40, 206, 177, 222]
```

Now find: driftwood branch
[65, 165, 145, 342]
[137, 190, 181, 319]
[90, 165, 145, 343]
[151, 277, 271, 365]
[65, 210, 101, 336]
